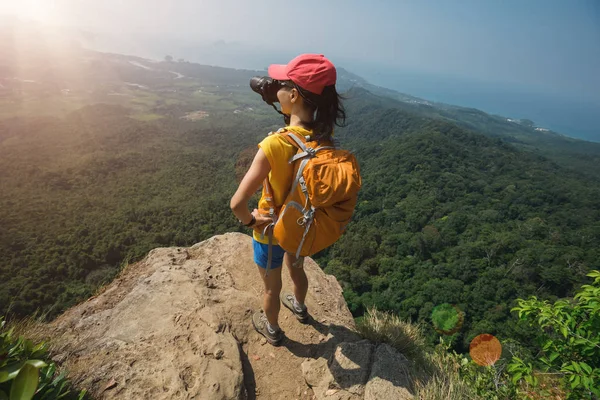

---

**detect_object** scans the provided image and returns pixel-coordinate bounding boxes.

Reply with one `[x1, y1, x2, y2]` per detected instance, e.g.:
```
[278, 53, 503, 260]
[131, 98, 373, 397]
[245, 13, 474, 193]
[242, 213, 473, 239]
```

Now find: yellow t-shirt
[253, 126, 314, 244]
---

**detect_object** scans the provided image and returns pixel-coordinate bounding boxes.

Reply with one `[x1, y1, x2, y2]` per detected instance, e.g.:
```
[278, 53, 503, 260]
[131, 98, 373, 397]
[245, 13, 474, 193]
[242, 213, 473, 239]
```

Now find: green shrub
[509, 270, 600, 399]
[0, 317, 86, 400]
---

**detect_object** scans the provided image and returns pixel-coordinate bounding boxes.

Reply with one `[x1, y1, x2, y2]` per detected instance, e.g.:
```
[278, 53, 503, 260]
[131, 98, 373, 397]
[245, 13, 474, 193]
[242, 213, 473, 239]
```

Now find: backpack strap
[260, 177, 278, 277]
[295, 206, 315, 260]
[263, 131, 334, 271]
[282, 131, 335, 163]
[261, 223, 275, 277]
[287, 141, 333, 207]
[284, 131, 310, 151]
[281, 131, 326, 261]
[262, 177, 277, 217]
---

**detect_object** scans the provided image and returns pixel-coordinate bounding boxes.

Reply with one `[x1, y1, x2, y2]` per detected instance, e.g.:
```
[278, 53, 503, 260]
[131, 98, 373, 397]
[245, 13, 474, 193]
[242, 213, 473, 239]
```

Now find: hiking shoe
[280, 292, 309, 323]
[252, 311, 283, 346]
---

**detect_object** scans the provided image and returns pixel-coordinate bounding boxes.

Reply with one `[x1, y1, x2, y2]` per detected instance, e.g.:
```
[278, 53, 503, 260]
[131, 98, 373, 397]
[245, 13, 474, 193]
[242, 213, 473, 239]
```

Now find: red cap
[268, 54, 337, 95]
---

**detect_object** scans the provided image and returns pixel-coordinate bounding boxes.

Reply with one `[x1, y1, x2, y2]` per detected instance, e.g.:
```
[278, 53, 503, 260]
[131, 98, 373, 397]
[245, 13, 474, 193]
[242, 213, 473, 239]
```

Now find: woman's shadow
[242, 316, 422, 399]
[283, 316, 361, 359]
[281, 316, 416, 396]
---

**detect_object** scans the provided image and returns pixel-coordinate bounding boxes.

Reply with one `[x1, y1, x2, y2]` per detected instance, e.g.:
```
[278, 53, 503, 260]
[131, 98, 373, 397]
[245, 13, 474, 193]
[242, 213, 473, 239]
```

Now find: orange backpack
[260, 129, 361, 273]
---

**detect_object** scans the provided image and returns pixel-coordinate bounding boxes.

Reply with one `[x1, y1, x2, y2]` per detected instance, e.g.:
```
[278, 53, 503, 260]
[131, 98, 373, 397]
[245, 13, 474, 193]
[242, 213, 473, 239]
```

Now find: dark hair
[287, 82, 346, 143]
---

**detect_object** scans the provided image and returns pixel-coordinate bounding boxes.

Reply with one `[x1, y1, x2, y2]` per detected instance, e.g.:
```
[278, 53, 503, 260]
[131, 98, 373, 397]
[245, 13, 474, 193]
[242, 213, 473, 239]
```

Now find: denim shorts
[253, 238, 285, 269]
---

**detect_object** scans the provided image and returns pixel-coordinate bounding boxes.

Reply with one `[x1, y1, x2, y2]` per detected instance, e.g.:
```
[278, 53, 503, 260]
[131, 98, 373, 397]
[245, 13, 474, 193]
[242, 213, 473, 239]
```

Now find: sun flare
[0, 0, 58, 23]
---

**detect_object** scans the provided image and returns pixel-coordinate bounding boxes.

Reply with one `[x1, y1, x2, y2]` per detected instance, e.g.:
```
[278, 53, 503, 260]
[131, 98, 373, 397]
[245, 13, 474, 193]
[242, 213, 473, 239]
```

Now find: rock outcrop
[41, 233, 413, 399]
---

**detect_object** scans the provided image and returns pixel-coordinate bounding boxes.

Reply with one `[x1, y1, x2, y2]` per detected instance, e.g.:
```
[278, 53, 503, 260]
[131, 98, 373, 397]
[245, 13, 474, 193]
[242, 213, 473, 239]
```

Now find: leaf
[587, 270, 600, 278]
[562, 364, 574, 372]
[570, 375, 581, 390]
[511, 372, 522, 384]
[579, 361, 592, 374]
[31, 343, 45, 354]
[548, 352, 559, 362]
[22, 340, 34, 354]
[30, 343, 47, 360]
[0, 362, 25, 383]
[9, 363, 39, 400]
[56, 381, 67, 396]
[39, 388, 55, 400]
[24, 360, 47, 369]
[560, 325, 568, 338]
[0, 391, 7, 400]
[51, 370, 67, 387]
[43, 364, 56, 381]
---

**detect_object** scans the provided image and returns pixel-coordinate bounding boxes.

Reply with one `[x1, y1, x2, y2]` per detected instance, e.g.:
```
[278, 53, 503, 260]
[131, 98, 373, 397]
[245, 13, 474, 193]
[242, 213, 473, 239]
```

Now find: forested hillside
[0, 106, 280, 318]
[1, 39, 599, 362]
[337, 77, 600, 181]
[2, 87, 598, 359]
[319, 92, 600, 350]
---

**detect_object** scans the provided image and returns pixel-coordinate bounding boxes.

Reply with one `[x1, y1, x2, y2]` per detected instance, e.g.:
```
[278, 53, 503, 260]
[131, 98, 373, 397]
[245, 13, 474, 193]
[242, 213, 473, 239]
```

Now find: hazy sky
[2, 0, 599, 140]
[3, 0, 599, 100]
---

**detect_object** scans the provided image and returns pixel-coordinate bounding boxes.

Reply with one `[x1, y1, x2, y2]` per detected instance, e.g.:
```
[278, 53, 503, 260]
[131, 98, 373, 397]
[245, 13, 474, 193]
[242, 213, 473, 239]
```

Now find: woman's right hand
[252, 208, 273, 232]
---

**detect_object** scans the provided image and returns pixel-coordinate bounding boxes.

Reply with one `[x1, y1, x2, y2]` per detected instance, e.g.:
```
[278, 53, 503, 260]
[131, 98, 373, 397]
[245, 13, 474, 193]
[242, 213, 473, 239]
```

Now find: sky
[1, 0, 599, 140]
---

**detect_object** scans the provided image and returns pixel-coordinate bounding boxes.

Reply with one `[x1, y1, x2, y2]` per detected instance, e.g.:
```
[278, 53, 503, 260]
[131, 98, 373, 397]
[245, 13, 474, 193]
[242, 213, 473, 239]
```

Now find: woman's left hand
[251, 208, 273, 231]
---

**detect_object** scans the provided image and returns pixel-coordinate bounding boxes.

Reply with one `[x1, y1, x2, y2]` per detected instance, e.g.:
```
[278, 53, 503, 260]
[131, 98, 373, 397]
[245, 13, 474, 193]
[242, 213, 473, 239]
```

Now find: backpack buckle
[299, 178, 308, 193]
[297, 208, 315, 226]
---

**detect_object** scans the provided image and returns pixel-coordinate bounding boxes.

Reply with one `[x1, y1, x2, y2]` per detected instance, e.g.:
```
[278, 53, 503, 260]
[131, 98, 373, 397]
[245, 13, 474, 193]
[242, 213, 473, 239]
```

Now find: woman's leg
[257, 265, 283, 327]
[284, 253, 308, 304]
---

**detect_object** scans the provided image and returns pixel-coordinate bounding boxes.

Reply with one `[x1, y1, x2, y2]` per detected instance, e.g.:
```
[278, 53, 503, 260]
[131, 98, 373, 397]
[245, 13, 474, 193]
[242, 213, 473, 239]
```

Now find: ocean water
[351, 66, 599, 143]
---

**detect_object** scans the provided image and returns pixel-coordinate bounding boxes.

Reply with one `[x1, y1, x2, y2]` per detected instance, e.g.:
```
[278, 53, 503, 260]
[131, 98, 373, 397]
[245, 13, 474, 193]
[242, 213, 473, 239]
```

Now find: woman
[230, 53, 346, 345]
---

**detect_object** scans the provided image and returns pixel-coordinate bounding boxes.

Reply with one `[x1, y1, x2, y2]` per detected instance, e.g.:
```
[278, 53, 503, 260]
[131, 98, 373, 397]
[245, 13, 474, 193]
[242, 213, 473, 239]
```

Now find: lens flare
[431, 303, 464, 335]
[469, 334, 502, 367]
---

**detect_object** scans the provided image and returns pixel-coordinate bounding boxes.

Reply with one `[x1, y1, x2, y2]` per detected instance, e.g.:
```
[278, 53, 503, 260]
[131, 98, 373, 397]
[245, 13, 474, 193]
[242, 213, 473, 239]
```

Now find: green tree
[508, 270, 600, 399]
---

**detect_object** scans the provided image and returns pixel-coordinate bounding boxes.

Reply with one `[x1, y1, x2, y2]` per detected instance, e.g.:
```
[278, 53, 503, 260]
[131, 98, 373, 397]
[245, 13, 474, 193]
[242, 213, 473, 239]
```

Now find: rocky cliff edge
[40, 233, 413, 399]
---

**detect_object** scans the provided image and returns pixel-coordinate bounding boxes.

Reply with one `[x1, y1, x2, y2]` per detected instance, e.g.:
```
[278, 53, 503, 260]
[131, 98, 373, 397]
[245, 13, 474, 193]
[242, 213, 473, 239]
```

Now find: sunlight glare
[1, 0, 58, 23]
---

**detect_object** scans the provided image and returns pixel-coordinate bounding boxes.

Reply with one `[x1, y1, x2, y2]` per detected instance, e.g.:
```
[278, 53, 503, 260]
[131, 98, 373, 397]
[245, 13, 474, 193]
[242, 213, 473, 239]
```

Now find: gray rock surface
[302, 341, 414, 400]
[365, 343, 413, 400]
[330, 340, 374, 396]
